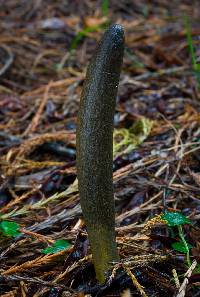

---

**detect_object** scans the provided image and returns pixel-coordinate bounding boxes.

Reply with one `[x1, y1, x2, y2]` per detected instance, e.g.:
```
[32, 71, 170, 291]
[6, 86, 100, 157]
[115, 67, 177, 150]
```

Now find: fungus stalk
[77, 24, 124, 283]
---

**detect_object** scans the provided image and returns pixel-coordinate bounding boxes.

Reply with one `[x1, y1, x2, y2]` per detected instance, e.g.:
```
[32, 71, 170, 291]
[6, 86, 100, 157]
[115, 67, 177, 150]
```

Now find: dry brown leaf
[121, 288, 132, 297]
[83, 16, 107, 28]
[189, 169, 200, 186]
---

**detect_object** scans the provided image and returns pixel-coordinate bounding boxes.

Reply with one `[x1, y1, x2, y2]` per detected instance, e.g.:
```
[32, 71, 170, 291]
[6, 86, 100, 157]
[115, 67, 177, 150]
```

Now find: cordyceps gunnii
[77, 24, 124, 283]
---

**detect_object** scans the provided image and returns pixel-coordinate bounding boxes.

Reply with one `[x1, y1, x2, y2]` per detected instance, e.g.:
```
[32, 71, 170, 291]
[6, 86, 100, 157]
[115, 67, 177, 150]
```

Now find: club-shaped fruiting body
[77, 24, 124, 283]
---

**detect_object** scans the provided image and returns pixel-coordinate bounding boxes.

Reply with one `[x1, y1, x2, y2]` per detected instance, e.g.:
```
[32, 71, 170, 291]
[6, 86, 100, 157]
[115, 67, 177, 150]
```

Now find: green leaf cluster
[162, 211, 192, 266]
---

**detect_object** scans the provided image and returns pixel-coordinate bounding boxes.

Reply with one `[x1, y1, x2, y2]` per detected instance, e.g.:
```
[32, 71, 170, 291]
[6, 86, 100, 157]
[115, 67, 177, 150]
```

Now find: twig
[135, 66, 188, 80]
[0, 45, 14, 76]
[23, 81, 52, 135]
[2, 248, 72, 276]
[122, 265, 148, 297]
[1, 274, 75, 292]
[172, 268, 180, 289]
[176, 260, 197, 297]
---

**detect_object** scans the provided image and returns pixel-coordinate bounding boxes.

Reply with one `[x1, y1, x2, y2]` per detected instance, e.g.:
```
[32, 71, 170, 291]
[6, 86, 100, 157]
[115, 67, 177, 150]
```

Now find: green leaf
[172, 241, 192, 253]
[194, 63, 200, 71]
[162, 211, 191, 226]
[41, 239, 71, 254]
[0, 221, 21, 237]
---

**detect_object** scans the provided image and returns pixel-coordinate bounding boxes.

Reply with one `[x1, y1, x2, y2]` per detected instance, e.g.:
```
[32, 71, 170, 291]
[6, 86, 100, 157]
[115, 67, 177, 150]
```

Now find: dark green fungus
[77, 24, 124, 283]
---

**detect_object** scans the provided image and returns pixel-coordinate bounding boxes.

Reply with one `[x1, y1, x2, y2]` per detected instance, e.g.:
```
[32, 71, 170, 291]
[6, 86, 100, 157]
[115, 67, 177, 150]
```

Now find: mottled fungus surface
[77, 24, 124, 283]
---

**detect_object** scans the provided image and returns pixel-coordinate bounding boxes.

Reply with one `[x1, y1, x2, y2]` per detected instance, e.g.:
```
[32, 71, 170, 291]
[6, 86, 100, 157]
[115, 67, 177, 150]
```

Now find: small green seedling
[42, 239, 71, 254]
[56, 22, 109, 71]
[184, 15, 200, 89]
[70, 0, 111, 53]
[162, 211, 192, 266]
[0, 221, 21, 237]
[70, 25, 101, 51]
[101, 0, 109, 16]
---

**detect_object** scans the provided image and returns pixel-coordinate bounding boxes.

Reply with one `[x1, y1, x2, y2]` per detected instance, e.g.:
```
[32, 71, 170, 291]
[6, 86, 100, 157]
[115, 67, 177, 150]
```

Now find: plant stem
[178, 225, 191, 267]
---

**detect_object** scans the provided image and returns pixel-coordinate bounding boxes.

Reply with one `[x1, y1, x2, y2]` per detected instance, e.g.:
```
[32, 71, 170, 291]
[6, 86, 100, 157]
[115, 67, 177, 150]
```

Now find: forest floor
[0, 1, 200, 296]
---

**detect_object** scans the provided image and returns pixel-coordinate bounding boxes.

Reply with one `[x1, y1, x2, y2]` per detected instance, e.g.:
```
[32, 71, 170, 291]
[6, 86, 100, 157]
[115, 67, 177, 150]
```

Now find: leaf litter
[0, 0, 200, 296]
